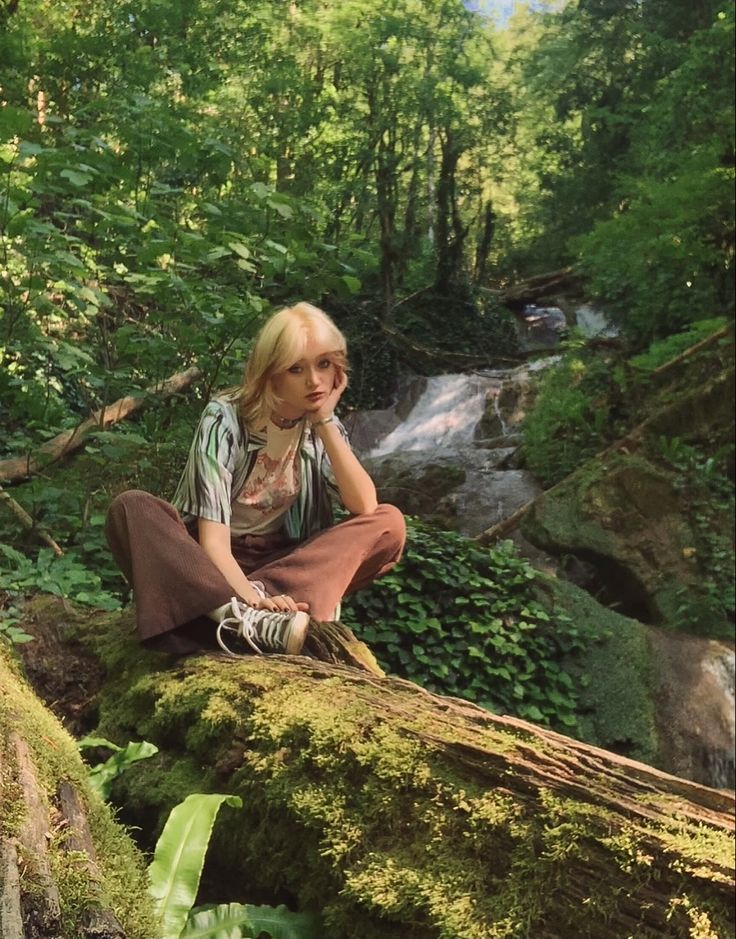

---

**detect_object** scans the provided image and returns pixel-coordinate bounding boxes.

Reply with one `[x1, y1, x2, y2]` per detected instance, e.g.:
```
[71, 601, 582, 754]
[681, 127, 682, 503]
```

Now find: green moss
[0, 644, 158, 939]
[546, 578, 659, 765]
[73, 629, 732, 938]
[21, 596, 733, 939]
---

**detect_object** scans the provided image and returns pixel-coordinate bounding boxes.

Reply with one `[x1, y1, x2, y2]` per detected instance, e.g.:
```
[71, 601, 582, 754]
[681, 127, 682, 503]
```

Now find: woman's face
[271, 331, 339, 419]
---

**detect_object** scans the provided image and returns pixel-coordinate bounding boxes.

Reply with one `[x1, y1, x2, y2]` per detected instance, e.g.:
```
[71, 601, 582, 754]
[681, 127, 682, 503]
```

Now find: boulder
[521, 448, 733, 639]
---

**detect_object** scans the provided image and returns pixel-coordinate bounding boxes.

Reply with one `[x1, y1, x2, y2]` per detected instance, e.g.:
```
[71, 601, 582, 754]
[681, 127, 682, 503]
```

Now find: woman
[105, 302, 406, 656]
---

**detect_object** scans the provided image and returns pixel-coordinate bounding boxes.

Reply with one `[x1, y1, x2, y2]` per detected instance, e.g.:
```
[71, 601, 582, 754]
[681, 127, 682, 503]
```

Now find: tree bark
[0, 365, 201, 485]
[484, 266, 582, 304]
[15, 595, 736, 939]
[0, 645, 156, 939]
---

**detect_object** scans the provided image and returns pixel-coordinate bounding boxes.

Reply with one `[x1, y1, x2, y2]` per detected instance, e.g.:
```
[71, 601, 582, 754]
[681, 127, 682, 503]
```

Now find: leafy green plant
[0, 544, 120, 611]
[629, 317, 728, 372]
[342, 518, 585, 730]
[148, 793, 321, 939]
[0, 598, 33, 645]
[655, 438, 735, 631]
[78, 736, 159, 800]
[522, 350, 624, 486]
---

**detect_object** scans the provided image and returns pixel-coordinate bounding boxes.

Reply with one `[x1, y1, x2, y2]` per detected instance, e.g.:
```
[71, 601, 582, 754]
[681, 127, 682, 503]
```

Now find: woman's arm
[198, 518, 264, 605]
[312, 419, 377, 515]
[198, 518, 307, 612]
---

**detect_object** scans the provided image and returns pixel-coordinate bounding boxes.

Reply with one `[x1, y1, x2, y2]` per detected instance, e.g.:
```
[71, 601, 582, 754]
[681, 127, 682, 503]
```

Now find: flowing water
[358, 364, 550, 538]
[352, 346, 735, 791]
[369, 374, 493, 457]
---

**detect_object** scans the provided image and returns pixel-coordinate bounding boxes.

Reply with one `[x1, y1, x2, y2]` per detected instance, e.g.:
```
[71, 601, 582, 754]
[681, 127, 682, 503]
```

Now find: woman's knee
[106, 489, 175, 526]
[375, 503, 406, 550]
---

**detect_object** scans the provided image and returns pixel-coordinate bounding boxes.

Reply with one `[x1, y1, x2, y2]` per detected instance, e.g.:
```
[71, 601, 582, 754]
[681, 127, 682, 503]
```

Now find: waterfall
[369, 374, 495, 457]
[361, 368, 546, 539]
[575, 304, 619, 338]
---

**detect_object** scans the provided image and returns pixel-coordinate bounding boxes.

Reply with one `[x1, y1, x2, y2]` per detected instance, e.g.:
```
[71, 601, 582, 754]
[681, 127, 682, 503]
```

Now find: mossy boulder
[522, 449, 733, 639]
[15, 595, 736, 939]
[548, 578, 735, 789]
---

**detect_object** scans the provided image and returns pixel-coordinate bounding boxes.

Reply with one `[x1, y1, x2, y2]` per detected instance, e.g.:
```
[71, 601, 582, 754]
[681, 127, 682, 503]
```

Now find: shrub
[522, 350, 618, 486]
[342, 518, 585, 731]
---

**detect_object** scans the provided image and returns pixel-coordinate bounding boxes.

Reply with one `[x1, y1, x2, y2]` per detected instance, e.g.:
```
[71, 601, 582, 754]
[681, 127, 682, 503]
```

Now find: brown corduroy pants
[105, 489, 405, 654]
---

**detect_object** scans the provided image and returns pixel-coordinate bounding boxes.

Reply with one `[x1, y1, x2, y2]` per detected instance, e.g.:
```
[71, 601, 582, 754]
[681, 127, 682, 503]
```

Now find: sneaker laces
[216, 597, 301, 656]
[216, 598, 264, 656]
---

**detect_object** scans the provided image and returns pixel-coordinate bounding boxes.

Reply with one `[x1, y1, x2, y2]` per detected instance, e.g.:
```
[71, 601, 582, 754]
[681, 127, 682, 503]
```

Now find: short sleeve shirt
[171, 397, 347, 541]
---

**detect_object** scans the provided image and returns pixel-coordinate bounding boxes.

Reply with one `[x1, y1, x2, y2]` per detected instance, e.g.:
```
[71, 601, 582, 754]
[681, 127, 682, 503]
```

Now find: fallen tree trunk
[0, 365, 202, 485]
[484, 266, 582, 304]
[0, 485, 64, 555]
[16, 595, 736, 939]
[0, 644, 157, 939]
[381, 322, 526, 370]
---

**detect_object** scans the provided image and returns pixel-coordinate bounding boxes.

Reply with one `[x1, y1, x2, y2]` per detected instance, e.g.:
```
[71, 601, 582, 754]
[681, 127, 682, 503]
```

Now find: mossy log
[14, 595, 736, 939]
[0, 646, 158, 939]
[483, 266, 582, 305]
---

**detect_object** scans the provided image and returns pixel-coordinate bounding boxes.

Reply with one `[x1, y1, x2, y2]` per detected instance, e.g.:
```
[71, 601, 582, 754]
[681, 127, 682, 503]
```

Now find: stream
[344, 305, 735, 791]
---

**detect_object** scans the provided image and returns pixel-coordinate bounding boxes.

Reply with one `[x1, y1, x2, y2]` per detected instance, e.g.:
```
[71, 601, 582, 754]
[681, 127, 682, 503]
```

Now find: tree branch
[0, 366, 202, 485]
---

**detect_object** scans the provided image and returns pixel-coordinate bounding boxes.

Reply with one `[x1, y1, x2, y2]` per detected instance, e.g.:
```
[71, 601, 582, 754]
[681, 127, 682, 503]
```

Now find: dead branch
[0, 486, 64, 555]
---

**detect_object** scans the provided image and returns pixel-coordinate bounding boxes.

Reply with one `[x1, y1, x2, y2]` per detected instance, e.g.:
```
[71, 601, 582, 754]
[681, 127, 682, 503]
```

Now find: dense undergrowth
[342, 520, 585, 731]
[522, 316, 730, 487]
[521, 316, 735, 633]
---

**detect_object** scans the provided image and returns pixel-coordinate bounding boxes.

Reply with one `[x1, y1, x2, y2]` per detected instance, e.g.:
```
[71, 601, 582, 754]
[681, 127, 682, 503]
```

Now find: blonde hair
[231, 302, 348, 430]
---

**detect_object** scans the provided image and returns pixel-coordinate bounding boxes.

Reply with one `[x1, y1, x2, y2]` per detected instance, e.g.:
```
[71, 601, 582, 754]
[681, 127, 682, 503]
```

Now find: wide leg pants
[105, 489, 405, 654]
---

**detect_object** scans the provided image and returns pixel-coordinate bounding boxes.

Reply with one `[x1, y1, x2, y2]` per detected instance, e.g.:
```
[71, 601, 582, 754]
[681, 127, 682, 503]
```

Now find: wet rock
[649, 630, 735, 789]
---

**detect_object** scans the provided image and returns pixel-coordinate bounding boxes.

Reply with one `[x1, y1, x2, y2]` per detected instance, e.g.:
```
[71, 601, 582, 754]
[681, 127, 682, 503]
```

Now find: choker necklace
[270, 413, 303, 430]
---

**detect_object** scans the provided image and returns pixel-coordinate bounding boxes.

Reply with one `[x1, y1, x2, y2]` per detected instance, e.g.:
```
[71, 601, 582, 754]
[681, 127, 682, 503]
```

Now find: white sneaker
[216, 598, 308, 656]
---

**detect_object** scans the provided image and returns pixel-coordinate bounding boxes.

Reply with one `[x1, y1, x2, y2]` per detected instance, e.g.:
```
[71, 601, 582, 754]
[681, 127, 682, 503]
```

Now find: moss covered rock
[547, 578, 735, 789]
[522, 446, 733, 639]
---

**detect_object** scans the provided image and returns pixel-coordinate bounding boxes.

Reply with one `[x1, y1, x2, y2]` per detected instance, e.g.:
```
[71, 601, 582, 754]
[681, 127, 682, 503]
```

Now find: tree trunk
[0, 644, 156, 939]
[434, 127, 468, 295]
[473, 199, 496, 283]
[15, 595, 736, 939]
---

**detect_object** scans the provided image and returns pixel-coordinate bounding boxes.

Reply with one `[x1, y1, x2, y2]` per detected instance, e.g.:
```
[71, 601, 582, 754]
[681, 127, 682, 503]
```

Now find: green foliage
[0, 597, 33, 645]
[148, 793, 244, 939]
[573, 154, 734, 345]
[504, 2, 734, 341]
[655, 437, 735, 630]
[0, 543, 121, 610]
[628, 316, 727, 371]
[181, 903, 321, 939]
[522, 349, 622, 486]
[78, 735, 159, 800]
[523, 318, 730, 488]
[342, 518, 585, 730]
[147, 792, 320, 939]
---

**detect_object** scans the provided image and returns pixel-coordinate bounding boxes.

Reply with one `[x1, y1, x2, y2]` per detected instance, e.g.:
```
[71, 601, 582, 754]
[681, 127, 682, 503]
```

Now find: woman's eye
[288, 365, 302, 374]
[318, 359, 332, 369]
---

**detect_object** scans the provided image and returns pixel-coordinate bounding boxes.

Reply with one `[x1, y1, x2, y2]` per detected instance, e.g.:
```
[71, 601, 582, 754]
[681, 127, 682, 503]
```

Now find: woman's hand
[253, 593, 309, 614]
[308, 366, 348, 423]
